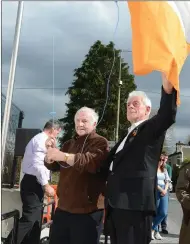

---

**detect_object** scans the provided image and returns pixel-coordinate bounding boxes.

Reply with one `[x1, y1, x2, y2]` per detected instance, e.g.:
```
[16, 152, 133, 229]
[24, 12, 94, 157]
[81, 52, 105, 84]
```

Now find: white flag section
[128, 1, 190, 105]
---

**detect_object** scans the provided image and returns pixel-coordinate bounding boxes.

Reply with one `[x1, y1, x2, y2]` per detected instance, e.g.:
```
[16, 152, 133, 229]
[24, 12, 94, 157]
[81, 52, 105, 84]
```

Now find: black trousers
[6, 174, 44, 244]
[107, 207, 152, 244]
[49, 208, 104, 244]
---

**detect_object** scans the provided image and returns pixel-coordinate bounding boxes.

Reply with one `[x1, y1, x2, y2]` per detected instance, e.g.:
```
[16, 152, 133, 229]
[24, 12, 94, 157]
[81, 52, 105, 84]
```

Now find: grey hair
[74, 107, 99, 124]
[43, 119, 62, 130]
[127, 91, 152, 108]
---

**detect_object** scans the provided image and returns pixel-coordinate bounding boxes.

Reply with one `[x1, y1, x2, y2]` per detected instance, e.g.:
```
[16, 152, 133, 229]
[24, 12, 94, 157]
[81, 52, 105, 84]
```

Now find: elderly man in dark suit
[100, 74, 177, 244]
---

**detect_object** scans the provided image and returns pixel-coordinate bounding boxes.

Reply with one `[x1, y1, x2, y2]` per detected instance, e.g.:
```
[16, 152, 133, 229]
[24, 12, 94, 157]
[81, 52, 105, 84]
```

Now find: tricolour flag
[128, 1, 190, 104]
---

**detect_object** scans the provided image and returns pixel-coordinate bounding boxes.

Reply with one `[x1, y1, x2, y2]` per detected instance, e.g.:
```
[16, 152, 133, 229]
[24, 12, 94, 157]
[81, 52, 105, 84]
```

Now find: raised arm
[162, 73, 173, 94]
[149, 73, 177, 138]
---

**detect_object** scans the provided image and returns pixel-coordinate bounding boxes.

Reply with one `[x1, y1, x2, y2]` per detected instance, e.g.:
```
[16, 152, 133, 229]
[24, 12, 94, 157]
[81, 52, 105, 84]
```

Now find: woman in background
[152, 155, 170, 240]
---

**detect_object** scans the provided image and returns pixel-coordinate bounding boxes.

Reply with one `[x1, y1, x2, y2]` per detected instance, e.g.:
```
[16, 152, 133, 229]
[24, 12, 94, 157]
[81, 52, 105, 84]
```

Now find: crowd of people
[5, 74, 190, 244]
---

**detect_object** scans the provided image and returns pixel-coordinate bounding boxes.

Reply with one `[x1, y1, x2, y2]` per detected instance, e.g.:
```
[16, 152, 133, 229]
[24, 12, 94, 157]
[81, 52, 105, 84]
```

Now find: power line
[2, 86, 68, 90]
[2, 86, 190, 98]
[143, 90, 190, 98]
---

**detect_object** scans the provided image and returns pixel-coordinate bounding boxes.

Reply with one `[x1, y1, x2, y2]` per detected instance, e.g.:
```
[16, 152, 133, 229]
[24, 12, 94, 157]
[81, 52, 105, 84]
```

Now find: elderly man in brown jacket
[44, 107, 109, 244]
[176, 161, 190, 244]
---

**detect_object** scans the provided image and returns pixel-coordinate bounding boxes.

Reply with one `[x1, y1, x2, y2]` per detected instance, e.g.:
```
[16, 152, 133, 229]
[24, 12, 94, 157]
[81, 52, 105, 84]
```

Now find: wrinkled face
[126, 96, 151, 123]
[75, 111, 96, 136]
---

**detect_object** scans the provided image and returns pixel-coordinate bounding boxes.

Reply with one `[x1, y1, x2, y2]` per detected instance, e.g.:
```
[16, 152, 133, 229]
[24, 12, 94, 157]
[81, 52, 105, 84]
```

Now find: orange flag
[128, 1, 190, 105]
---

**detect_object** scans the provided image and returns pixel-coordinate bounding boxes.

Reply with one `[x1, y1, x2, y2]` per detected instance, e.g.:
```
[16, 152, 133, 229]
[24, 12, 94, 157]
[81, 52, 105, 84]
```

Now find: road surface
[99, 193, 182, 244]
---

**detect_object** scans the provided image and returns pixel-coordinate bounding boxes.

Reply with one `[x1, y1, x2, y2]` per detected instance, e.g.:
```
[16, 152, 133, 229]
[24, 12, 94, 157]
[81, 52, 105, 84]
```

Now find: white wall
[1, 188, 49, 240]
[182, 146, 190, 161]
[1, 188, 22, 238]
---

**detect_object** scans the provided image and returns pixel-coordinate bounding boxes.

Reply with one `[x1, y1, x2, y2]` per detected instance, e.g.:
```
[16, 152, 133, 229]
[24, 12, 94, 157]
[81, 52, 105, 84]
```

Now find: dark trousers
[107, 207, 152, 244]
[49, 208, 104, 244]
[6, 174, 44, 244]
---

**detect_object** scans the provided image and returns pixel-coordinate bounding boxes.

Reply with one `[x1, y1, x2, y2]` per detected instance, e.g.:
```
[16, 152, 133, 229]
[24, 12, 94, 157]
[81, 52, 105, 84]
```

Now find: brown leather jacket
[45, 131, 109, 214]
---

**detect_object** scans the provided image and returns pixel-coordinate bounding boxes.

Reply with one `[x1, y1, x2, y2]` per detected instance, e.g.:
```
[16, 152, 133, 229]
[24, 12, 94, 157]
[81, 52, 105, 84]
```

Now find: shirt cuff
[40, 178, 49, 186]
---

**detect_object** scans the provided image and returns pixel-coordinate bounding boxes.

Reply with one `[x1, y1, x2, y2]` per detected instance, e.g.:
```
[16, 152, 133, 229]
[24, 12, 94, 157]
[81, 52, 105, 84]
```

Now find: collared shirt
[109, 120, 146, 171]
[22, 132, 50, 186]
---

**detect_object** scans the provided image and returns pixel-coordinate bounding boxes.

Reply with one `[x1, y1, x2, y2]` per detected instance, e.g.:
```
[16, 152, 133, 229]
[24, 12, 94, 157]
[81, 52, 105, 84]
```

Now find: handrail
[41, 220, 53, 230]
[1, 209, 20, 244]
[41, 199, 55, 232]
[1, 209, 20, 221]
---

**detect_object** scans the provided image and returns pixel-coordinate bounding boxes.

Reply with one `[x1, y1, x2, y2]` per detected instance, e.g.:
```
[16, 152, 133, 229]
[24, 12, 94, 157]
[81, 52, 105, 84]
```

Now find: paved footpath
[41, 194, 182, 244]
[99, 193, 182, 244]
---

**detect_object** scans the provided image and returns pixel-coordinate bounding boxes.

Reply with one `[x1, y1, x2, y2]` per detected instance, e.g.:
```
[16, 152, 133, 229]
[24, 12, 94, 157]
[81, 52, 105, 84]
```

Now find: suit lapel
[112, 120, 147, 171]
[125, 120, 147, 146]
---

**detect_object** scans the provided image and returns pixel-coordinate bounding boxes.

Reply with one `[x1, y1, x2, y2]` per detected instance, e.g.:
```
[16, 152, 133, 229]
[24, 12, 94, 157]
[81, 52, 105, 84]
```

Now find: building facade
[168, 141, 190, 167]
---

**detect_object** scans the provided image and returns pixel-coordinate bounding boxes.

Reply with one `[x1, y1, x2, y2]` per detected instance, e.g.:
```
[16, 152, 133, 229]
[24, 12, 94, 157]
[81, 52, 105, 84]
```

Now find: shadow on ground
[162, 233, 179, 238]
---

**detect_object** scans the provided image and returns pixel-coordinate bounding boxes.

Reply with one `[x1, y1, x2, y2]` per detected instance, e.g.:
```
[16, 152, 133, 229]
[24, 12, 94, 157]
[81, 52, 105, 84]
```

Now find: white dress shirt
[22, 132, 50, 186]
[109, 120, 146, 171]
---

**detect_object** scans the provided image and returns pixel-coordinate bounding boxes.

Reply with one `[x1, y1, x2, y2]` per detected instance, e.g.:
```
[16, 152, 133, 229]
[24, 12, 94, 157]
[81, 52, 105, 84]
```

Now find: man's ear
[146, 106, 151, 115]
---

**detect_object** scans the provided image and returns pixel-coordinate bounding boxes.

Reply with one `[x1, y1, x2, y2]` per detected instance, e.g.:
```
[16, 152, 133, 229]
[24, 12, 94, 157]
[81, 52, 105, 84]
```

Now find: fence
[1, 209, 20, 244]
[1, 93, 24, 185]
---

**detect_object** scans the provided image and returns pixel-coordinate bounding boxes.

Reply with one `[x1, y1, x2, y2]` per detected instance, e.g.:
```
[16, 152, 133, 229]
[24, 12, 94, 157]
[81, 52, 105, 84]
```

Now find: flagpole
[2, 1, 24, 167]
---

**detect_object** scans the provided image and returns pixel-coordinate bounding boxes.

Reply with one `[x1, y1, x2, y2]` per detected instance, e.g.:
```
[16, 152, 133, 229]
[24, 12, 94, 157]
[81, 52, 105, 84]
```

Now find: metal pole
[115, 53, 122, 142]
[115, 49, 131, 142]
[2, 1, 24, 166]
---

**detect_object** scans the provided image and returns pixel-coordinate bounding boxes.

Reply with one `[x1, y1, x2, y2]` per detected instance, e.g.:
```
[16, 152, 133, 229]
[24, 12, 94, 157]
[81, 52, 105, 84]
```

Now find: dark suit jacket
[100, 86, 177, 214]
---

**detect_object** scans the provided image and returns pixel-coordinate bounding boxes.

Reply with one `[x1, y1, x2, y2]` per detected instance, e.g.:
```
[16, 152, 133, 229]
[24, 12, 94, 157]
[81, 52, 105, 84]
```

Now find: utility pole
[115, 53, 122, 142]
[115, 49, 132, 142]
[2, 1, 24, 167]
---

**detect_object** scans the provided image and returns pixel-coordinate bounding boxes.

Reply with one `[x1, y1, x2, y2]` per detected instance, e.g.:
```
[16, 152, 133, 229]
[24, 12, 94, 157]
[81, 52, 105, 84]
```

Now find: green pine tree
[60, 40, 136, 144]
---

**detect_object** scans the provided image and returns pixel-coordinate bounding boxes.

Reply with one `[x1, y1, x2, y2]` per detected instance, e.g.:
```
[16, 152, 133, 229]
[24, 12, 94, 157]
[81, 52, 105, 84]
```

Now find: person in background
[6, 119, 62, 244]
[160, 152, 172, 234]
[152, 155, 170, 240]
[164, 154, 172, 179]
[45, 107, 109, 244]
[176, 161, 190, 244]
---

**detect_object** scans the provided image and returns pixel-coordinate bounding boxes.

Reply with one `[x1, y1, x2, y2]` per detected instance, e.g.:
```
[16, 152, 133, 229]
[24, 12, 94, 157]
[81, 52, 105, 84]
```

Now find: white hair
[74, 107, 99, 124]
[127, 90, 152, 111]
